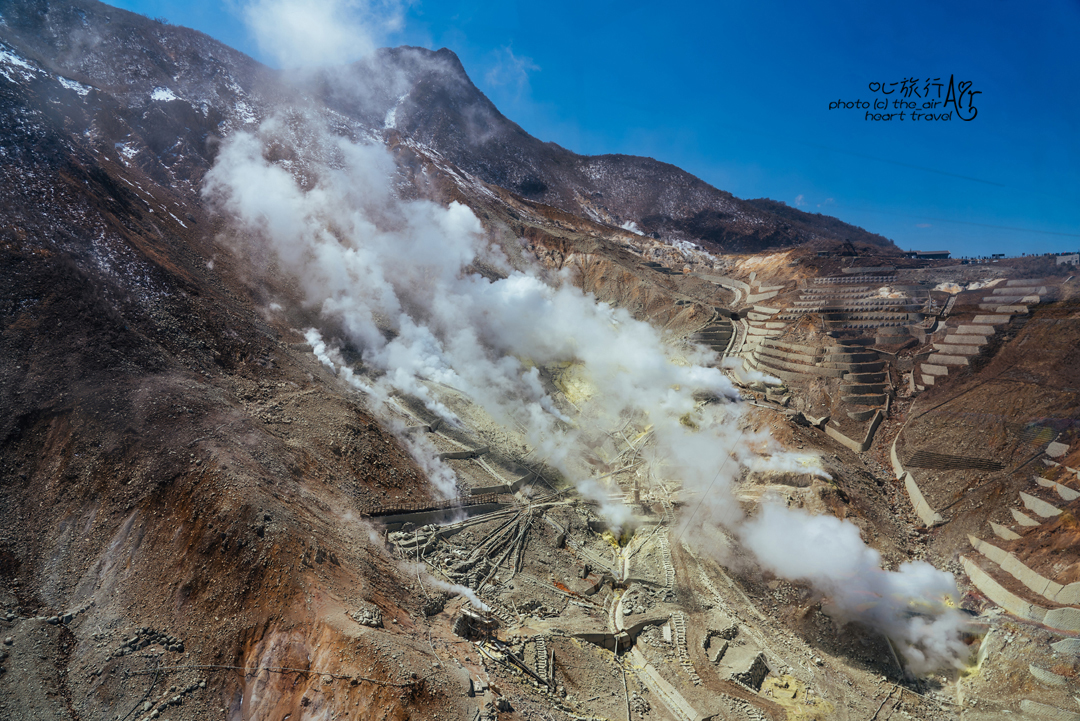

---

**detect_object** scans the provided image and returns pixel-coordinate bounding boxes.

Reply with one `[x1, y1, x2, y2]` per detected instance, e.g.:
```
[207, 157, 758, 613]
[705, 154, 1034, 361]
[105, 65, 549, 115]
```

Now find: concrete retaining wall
[890, 434, 905, 479]
[842, 394, 887, 405]
[1051, 639, 1080, 655]
[1047, 441, 1071, 458]
[1021, 492, 1062, 518]
[993, 286, 1046, 295]
[747, 366, 807, 384]
[745, 290, 780, 304]
[754, 353, 846, 378]
[1045, 606, 1080, 633]
[843, 383, 886, 394]
[1029, 665, 1068, 687]
[763, 340, 819, 355]
[933, 343, 981, 355]
[928, 354, 969, 366]
[943, 334, 987, 346]
[905, 473, 943, 525]
[756, 347, 817, 364]
[1019, 700, 1080, 721]
[1035, 476, 1080, 501]
[822, 353, 878, 363]
[823, 410, 883, 453]
[844, 372, 887, 383]
[1011, 508, 1041, 527]
[701, 274, 749, 290]
[956, 325, 996, 335]
[969, 535, 1080, 606]
[990, 522, 1020, 540]
[841, 266, 896, 274]
[961, 556, 1047, 623]
[822, 361, 886, 372]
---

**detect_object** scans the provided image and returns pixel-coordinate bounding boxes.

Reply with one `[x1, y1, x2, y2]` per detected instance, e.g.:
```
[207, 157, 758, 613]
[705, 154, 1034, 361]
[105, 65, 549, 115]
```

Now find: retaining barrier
[969, 535, 1080, 605]
[1020, 492, 1062, 518]
[990, 522, 1020, 541]
[823, 410, 883, 453]
[961, 556, 1046, 623]
[904, 473, 943, 525]
[1011, 508, 1040, 527]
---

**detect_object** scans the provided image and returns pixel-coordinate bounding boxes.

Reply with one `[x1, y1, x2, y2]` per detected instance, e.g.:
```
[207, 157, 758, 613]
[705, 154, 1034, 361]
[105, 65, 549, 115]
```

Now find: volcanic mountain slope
[0, 0, 899, 255]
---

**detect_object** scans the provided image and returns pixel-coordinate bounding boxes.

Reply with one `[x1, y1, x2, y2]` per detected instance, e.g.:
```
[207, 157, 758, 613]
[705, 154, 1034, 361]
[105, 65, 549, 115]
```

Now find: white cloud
[241, 0, 404, 68]
[794, 193, 806, 207]
[484, 45, 539, 97]
[916, 223, 932, 228]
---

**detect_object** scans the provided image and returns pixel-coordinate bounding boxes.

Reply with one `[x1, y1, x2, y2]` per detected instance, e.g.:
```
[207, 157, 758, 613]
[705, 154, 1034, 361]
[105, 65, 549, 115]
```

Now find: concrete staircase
[979, 278, 1047, 311]
[690, 307, 735, 356]
[916, 278, 1045, 389]
[778, 276, 924, 333]
[963, 440, 1080, 636]
[669, 611, 702, 685]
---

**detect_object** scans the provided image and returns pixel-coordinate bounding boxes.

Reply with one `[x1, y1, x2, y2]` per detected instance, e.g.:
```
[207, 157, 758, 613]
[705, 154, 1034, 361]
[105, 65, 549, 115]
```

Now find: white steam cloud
[202, 100, 969, 673]
[425, 576, 490, 612]
[242, 0, 404, 68]
[742, 503, 969, 674]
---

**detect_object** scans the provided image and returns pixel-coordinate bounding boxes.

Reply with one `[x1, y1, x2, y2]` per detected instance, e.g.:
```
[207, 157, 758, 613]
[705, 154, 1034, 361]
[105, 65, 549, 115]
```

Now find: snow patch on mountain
[58, 76, 91, 96]
[151, 86, 178, 102]
[0, 43, 39, 83]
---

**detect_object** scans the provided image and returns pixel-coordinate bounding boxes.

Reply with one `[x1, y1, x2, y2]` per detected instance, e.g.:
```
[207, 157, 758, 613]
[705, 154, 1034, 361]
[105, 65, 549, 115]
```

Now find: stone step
[821, 361, 886, 372]
[755, 347, 816, 364]
[921, 364, 949, 376]
[821, 353, 879, 363]
[984, 295, 1039, 304]
[842, 394, 887, 406]
[944, 334, 988, 346]
[840, 383, 886, 394]
[1020, 491, 1062, 518]
[933, 343, 982, 355]
[762, 340, 819, 355]
[848, 408, 877, 421]
[1011, 508, 1041, 527]
[1034, 476, 1080, 502]
[973, 314, 1011, 325]
[1006, 278, 1046, 286]
[992, 286, 1046, 295]
[928, 354, 969, 366]
[988, 305, 1029, 314]
[746, 326, 781, 336]
[990, 521, 1021, 541]
[845, 372, 886, 383]
[921, 373, 938, 386]
[955, 324, 996, 336]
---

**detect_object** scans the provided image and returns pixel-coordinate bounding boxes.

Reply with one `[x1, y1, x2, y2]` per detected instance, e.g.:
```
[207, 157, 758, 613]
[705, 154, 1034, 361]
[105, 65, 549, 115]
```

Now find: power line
[838, 205, 1080, 238]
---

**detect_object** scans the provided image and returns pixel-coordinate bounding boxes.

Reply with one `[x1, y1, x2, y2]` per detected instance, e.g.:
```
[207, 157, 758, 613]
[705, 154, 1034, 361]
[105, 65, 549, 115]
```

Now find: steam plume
[202, 78, 968, 675]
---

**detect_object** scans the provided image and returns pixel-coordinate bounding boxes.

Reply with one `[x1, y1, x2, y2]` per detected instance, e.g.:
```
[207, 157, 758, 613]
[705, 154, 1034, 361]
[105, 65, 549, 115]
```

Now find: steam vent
[0, 2, 1077, 720]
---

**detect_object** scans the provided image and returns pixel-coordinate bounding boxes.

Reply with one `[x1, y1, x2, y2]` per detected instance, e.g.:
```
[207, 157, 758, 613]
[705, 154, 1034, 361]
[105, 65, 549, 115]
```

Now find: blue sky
[113, 0, 1080, 257]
